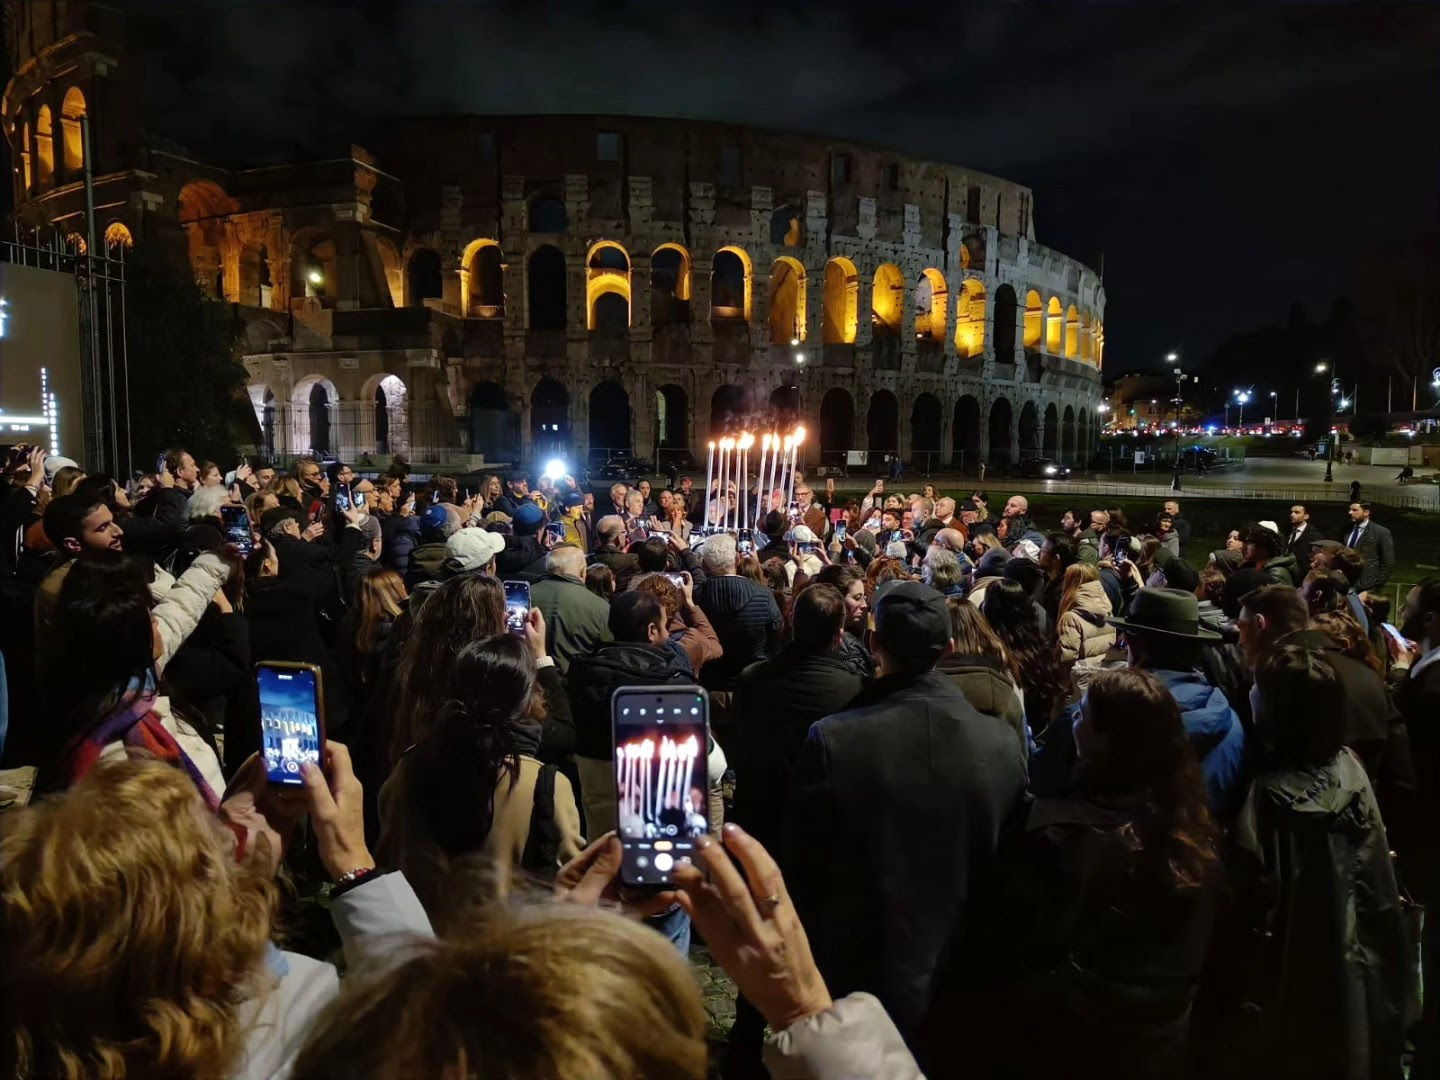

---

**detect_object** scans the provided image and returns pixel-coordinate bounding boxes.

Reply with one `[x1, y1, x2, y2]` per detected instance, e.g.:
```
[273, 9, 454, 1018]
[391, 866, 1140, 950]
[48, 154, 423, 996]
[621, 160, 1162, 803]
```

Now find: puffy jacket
[528, 573, 613, 674]
[382, 514, 421, 577]
[565, 642, 695, 760]
[1057, 580, 1116, 666]
[936, 651, 1027, 760]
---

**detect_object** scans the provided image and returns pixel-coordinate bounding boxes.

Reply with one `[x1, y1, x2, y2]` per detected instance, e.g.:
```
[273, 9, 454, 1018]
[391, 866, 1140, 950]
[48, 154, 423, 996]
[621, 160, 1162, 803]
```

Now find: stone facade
[4, 3, 1104, 471]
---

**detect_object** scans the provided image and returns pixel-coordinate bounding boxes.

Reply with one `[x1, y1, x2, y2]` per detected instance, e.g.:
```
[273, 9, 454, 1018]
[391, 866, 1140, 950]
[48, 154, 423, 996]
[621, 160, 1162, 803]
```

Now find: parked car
[1016, 458, 1072, 479]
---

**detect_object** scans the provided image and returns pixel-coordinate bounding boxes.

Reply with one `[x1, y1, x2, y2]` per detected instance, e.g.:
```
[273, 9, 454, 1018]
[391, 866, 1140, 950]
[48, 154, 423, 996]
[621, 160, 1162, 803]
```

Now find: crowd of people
[1, 440, 1437, 1079]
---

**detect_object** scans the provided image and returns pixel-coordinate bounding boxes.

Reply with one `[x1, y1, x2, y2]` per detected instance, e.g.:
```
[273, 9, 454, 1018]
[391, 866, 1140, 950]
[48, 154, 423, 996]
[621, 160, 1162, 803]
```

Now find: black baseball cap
[873, 581, 951, 664]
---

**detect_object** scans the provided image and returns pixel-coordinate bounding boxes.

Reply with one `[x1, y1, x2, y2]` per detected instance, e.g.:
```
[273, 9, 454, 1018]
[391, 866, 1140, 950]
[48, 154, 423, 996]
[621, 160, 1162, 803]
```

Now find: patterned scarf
[62, 674, 221, 811]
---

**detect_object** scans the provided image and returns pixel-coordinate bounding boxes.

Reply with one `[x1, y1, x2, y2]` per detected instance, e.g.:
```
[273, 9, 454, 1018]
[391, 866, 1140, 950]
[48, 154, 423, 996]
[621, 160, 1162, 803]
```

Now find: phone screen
[612, 685, 710, 886]
[663, 571, 686, 588]
[736, 527, 754, 557]
[834, 521, 847, 542]
[256, 663, 324, 786]
[504, 580, 531, 634]
[798, 541, 820, 556]
[547, 521, 567, 544]
[335, 484, 352, 513]
[219, 504, 254, 556]
[1381, 623, 1408, 648]
[353, 488, 367, 510]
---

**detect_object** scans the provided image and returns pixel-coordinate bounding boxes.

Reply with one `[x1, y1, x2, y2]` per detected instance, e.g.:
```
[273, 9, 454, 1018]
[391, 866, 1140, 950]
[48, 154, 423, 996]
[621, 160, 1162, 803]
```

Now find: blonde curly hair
[1, 758, 277, 1079]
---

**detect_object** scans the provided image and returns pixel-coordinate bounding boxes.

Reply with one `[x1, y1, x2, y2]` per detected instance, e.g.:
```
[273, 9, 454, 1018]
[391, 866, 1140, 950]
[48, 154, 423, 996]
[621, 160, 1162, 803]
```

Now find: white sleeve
[329, 871, 435, 973]
[764, 993, 925, 1080]
[150, 552, 228, 670]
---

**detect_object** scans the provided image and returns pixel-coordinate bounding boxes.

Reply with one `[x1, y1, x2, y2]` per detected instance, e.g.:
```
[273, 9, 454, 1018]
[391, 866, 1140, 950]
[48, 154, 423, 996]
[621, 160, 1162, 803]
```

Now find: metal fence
[237, 401, 465, 467]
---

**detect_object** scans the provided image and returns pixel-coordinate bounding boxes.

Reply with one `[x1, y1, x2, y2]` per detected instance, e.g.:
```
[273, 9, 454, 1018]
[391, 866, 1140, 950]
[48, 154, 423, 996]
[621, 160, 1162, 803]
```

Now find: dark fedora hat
[1108, 586, 1221, 641]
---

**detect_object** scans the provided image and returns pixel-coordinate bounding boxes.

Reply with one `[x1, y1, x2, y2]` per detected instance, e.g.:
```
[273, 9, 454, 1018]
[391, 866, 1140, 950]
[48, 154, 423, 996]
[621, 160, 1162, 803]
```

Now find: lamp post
[1315, 360, 1335, 482]
[1268, 390, 1277, 427]
[1234, 388, 1251, 433]
[1166, 351, 1186, 491]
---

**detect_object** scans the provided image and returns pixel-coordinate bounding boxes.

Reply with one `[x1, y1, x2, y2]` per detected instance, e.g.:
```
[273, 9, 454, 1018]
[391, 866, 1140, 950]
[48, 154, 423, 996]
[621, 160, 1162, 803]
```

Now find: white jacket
[765, 992, 923, 1079]
[97, 694, 226, 795]
[150, 552, 230, 672]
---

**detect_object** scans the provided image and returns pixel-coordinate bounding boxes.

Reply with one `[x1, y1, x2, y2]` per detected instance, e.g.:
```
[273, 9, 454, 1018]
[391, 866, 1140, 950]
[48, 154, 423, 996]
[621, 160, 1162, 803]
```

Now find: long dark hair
[390, 575, 506, 762]
[44, 557, 159, 757]
[1078, 668, 1219, 890]
[981, 578, 1065, 730]
[405, 635, 534, 856]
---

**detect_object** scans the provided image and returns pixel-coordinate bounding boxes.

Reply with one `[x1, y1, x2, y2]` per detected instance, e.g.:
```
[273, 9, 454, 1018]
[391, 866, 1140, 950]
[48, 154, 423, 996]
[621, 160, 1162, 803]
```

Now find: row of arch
[16, 86, 87, 196]
[466, 378, 1095, 465]
[247, 374, 410, 460]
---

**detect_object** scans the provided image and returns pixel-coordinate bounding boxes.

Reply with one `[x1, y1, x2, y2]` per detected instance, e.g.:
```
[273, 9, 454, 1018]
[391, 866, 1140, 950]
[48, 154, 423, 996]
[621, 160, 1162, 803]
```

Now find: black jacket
[565, 641, 694, 760]
[589, 543, 641, 587]
[731, 644, 865, 852]
[1284, 522, 1324, 561]
[1389, 655, 1440, 896]
[497, 534, 546, 579]
[756, 538, 794, 566]
[787, 670, 1028, 1039]
[694, 575, 783, 692]
[1343, 520, 1396, 593]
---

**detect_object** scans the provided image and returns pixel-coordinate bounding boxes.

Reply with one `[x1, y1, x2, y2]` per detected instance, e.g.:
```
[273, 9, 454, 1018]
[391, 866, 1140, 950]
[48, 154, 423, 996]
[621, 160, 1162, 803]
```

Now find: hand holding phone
[1381, 622, 1416, 664]
[504, 580, 531, 635]
[220, 504, 255, 557]
[256, 662, 325, 786]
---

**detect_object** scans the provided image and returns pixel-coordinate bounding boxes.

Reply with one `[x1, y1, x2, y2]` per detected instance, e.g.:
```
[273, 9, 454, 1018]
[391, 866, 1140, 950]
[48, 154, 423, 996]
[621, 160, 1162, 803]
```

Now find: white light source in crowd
[307, 268, 324, 286]
[1339, 397, 1351, 410]
[794, 351, 805, 365]
[1166, 351, 1179, 362]
[541, 458, 567, 482]
[790, 336, 800, 347]
[1315, 361, 1329, 373]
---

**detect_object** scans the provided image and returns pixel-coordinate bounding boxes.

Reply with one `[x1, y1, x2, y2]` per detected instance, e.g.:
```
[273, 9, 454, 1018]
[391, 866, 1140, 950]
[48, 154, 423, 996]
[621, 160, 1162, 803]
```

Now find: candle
[755, 434, 770, 523]
[704, 440, 715, 531]
[717, 438, 730, 528]
[789, 426, 806, 509]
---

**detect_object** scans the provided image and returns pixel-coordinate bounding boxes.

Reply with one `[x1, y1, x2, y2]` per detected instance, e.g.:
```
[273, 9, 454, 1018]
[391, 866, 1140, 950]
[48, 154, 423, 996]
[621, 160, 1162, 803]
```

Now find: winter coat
[694, 575, 783, 692]
[405, 541, 448, 588]
[788, 670, 1028, 1039]
[381, 514, 420, 576]
[1057, 580, 1117, 675]
[1214, 750, 1409, 1079]
[731, 643, 865, 853]
[764, 993, 922, 1079]
[935, 651, 1028, 760]
[528, 572, 613, 674]
[496, 534, 546, 579]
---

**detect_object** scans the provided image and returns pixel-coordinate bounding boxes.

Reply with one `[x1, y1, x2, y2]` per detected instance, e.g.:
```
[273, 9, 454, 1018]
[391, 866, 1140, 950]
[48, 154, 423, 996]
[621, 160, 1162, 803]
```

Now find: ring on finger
[760, 893, 781, 911]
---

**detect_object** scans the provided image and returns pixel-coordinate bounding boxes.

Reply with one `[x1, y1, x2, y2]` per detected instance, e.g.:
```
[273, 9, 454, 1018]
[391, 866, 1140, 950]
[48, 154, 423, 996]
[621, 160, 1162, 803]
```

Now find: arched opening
[993, 284, 1018, 361]
[770, 384, 801, 430]
[767, 256, 807, 344]
[914, 269, 948, 341]
[1062, 405, 1077, 462]
[655, 384, 688, 452]
[470, 381, 515, 462]
[462, 240, 504, 317]
[60, 87, 85, 173]
[710, 384, 748, 436]
[259, 245, 273, 307]
[530, 378, 570, 460]
[1096, 322, 1105, 367]
[180, 180, 238, 301]
[587, 241, 631, 331]
[871, 263, 904, 369]
[820, 387, 855, 466]
[104, 222, 133, 251]
[289, 227, 336, 305]
[1043, 403, 1059, 458]
[528, 194, 568, 233]
[249, 384, 277, 460]
[910, 393, 942, 471]
[710, 247, 751, 321]
[651, 244, 692, 326]
[407, 248, 443, 307]
[1064, 304, 1080, 358]
[953, 395, 981, 467]
[1045, 297, 1064, 353]
[954, 279, 986, 358]
[289, 376, 339, 459]
[528, 245, 567, 330]
[1079, 408, 1092, 459]
[1023, 289, 1043, 349]
[1079, 312, 1094, 362]
[35, 106, 53, 187]
[822, 257, 859, 345]
[308, 383, 332, 457]
[867, 390, 899, 456]
[1019, 401, 1040, 458]
[366, 374, 408, 456]
[589, 380, 632, 456]
[20, 121, 31, 194]
[770, 205, 802, 247]
[988, 398, 1013, 464]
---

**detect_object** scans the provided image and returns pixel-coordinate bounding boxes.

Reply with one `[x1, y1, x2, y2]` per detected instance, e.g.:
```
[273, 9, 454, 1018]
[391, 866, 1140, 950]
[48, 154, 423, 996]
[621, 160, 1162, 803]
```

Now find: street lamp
[1166, 350, 1187, 491]
[1315, 358, 1337, 482]
[1233, 388, 1251, 432]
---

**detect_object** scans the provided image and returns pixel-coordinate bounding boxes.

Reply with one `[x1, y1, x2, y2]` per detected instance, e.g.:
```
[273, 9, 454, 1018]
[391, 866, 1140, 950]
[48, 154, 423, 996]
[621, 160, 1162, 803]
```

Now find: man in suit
[1344, 502, 1395, 598]
[1285, 503, 1324, 561]
[1386, 579, 1440, 1075]
[787, 580, 1027, 1043]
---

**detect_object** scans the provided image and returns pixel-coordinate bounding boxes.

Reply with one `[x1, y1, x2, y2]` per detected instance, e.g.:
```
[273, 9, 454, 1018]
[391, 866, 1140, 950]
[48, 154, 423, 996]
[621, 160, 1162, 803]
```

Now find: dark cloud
[123, 0, 1440, 369]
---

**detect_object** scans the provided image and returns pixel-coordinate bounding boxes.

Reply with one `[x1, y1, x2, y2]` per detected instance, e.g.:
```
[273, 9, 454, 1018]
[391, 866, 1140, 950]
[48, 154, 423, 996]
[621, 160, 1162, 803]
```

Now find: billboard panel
[0, 261, 84, 459]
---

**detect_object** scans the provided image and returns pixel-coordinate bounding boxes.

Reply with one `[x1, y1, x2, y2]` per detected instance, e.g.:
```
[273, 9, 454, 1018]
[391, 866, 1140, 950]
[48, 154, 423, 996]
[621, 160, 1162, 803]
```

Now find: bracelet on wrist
[330, 865, 377, 897]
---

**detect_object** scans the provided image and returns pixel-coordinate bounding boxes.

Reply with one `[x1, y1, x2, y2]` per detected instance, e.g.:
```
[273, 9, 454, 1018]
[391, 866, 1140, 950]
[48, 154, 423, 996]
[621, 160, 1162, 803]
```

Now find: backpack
[520, 762, 562, 879]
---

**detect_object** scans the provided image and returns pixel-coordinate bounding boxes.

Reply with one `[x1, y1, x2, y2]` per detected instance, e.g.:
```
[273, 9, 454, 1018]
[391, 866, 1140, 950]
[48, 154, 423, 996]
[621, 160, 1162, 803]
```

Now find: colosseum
[5, 4, 1105, 476]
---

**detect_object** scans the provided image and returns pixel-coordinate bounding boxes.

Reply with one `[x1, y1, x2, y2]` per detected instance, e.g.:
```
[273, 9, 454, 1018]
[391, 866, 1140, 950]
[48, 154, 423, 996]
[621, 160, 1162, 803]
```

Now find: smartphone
[798, 541, 820, 556]
[663, 571, 686, 588]
[546, 520, 567, 544]
[352, 488, 367, 511]
[834, 521, 848, 543]
[612, 685, 710, 887]
[736, 527, 755, 557]
[1112, 536, 1131, 564]
[256, 661, 325, 786]
[219, 503, 254, 557]
[504, 579, 531, 634]
[334, 483, 352, 513]
[1381, 623, 1409, 649]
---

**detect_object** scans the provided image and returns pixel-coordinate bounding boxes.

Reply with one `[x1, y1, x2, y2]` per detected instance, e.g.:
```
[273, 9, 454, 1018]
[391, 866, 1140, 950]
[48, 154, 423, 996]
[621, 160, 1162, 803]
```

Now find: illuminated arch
[65, 232, 86, 254]
[822, 257, 859, 345]
[710, 247, 751, 321]
[60, 87, 85, 172]
[1079, 312, 1093, 362]
[35, 105, 54, 187]
[871, 263, 904, 333]
[361, 373, 410, 456]
[768, 256, 807, 344]
[954, 279, 986, 358]
[180, 181, 239, 300]
[104, 221, 134, 250]
[461, 238, 504, 317]
[915, 268, 948, 342]
[1023, 289, 1043, 348]
[1096, 321, 1106, 367]
[651, 243, 692, 326]
[1064, 304, 1080, 358]
[290, 227, 337, 304]
[1045, 296, 1063, 353]
[19, 121, 31, 193]
[586, 241, 631, 331]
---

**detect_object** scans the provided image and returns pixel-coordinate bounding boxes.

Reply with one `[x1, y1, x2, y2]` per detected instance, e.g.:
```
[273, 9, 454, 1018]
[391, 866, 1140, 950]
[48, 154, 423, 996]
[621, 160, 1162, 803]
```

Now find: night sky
[105, 2, 1440, 373]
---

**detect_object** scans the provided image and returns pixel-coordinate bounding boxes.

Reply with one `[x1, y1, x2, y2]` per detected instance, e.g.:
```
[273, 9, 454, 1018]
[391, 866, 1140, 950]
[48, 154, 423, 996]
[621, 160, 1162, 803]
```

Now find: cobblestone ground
[691, 941, 738, 1039]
